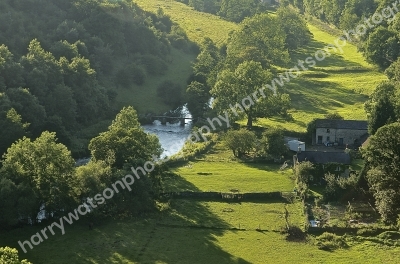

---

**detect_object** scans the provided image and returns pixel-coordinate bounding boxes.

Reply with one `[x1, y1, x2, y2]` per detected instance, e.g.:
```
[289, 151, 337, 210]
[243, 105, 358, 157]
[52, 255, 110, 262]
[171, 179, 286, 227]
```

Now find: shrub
[0, 247, 32, 263]
[377, 231, 400, 240]
[282, 225, 307, 241]
[316, 232, 348, 251]
[356, 226, 381, 237]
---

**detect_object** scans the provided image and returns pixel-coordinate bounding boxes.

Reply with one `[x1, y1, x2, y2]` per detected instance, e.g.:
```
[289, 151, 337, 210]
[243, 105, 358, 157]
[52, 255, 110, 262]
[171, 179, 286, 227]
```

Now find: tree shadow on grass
[290, 39, 366, 69]
[282, 77, 369, 115]
[0, 172, 252, 264]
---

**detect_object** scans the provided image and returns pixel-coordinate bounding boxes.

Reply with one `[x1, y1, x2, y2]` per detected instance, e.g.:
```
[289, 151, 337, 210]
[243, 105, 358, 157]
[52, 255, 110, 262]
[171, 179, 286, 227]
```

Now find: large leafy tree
[1, 131, 76, 222]
[362, 122, 400, 223]
[89, 106, 162, 168]
[0, 45, 24, 90]
[339, 0, 376, 29]
[385, 57, 400, 82]
[211, 61, 291, 127]
[365, 81, 399, 134]
[6, 88, 47, 136]
[186, 81, 210, 119]
[186, 38, 221, 118]
[21, 39, 63, 100]
[225, 13, 289, 69]
[364, 27, 400, 69]
[276, 6, 312, 51]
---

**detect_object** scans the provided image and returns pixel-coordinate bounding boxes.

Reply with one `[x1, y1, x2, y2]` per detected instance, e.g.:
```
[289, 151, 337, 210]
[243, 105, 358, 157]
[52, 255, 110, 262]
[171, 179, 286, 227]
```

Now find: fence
[159, 191, 292, 202]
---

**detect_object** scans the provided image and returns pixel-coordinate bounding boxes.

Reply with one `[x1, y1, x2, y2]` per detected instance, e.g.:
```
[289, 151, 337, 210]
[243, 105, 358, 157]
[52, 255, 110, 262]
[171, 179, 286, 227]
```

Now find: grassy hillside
[252, 22, 387, 132]
[134, 0, 238, 46]
[134, 0, 386, 132]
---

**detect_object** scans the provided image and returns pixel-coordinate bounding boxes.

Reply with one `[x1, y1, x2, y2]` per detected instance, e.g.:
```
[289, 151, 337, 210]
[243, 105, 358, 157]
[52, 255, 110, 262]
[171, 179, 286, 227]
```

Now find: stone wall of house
[315, 128, 367, 145]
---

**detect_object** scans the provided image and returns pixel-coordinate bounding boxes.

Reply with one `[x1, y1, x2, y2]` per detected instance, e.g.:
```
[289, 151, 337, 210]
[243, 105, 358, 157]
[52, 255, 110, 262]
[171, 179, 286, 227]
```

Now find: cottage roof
[296, 151, 351, 164]
[315, 119, 367, 130]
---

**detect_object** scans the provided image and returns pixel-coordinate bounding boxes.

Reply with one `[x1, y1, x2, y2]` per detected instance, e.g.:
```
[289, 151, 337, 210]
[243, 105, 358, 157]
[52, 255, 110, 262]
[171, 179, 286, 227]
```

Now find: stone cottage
[314, 119, 368, 146]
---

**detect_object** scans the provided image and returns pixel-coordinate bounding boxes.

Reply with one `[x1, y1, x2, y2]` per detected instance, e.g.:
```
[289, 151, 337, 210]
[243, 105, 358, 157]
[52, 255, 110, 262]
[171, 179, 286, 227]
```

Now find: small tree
[294, 161, 317, 185]
[224, 129, 256, 158]
[261, 128, 287, 159]
[89, 106, 162, 168]
[0, 247, 32, 264]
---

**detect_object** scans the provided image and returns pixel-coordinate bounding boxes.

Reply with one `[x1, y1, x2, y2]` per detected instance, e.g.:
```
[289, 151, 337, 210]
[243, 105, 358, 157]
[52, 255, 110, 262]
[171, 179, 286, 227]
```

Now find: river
[75, 107, 192, 167]
[142, 106, 193, 158]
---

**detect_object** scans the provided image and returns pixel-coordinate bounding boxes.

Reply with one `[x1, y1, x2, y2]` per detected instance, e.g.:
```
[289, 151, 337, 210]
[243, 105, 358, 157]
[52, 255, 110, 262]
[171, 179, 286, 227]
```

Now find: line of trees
[288, 0, 400, 70]
[0, 106, 166, 230]
[223, 127, 288, 159]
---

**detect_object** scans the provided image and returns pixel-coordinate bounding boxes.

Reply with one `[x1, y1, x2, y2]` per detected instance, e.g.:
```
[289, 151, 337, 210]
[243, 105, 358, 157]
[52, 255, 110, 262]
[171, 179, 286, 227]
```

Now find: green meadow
[165, 143, 294, 193]
[2, 184, 400, 264]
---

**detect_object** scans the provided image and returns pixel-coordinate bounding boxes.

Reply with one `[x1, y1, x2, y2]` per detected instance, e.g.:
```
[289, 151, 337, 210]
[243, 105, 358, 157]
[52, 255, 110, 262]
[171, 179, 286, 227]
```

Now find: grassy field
[165, 143, 294, 193]
[134, 0, 238, 46]
[2, 198, 400, 264]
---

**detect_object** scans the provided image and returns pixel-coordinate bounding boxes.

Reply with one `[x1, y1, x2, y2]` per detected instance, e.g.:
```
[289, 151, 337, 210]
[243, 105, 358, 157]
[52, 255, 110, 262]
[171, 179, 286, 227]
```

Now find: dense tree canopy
[226, 13, 290, 68]
[1, 132, 76, 224]
[89, 106, 162, 168]
[362, 122, 400, 223]
[0, 0, 193, 157]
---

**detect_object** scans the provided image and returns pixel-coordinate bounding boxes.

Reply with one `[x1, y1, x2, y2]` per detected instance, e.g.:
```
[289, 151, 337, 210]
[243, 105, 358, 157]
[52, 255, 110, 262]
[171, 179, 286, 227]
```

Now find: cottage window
[327, 129, 330, 133]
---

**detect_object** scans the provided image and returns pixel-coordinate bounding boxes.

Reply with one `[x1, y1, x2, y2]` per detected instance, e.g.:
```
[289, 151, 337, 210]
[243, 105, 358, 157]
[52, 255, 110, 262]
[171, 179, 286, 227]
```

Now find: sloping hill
[134, 0, 238, 45]
[253, 20, 387, 132]
[134, 1, 386, 132]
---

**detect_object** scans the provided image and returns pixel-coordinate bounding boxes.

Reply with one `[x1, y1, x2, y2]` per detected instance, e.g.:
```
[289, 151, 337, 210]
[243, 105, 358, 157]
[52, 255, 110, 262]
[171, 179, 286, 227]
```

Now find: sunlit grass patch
[134, 0, 238, 46]
[166, 143, 294, 193]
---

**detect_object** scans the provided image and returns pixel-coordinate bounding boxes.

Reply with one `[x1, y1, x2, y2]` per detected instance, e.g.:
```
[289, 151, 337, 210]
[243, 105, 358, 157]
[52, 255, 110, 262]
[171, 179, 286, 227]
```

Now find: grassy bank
[243, 21, 387, 132]
[134, 0, 238, 46]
